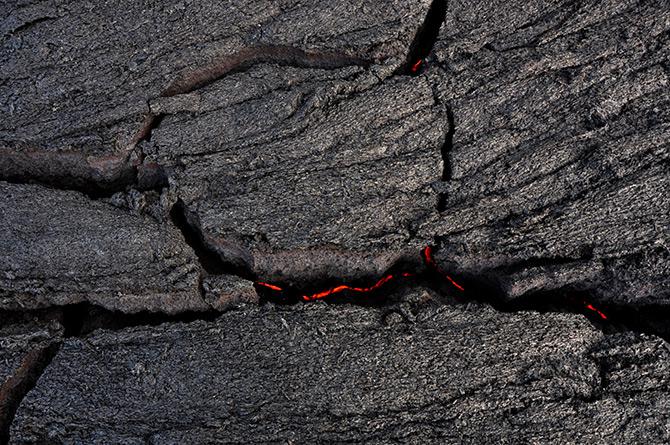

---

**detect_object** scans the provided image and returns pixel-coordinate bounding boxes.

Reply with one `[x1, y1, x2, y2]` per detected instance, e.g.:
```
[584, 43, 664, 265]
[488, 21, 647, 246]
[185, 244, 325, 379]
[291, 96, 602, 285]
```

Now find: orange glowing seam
[256, 246, 463, 301]
[302, 273, 414, 302]
[410, 59, 423, 73]
[422, 246, 465, 291]
[584, 302, 608, 320]
[256, 282, 283, 291]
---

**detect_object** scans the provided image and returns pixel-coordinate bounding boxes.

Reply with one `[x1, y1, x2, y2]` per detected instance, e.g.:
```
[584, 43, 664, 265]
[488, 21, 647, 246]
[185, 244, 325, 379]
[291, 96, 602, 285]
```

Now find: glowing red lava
[254, 246, 463, 301]
[256, 282, 283, 291]
[422, 246, 465, 291]
[410, 59, 423, 73]
[584, 302, 608, 320]
[302, 272, 414, 302]
[254, 248, 610, 323]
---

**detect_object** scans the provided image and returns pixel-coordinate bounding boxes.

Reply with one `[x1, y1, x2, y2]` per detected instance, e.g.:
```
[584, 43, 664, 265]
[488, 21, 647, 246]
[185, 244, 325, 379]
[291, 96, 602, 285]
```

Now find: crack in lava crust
[254, 246, 609, 323]
[255, 246, 465, 302]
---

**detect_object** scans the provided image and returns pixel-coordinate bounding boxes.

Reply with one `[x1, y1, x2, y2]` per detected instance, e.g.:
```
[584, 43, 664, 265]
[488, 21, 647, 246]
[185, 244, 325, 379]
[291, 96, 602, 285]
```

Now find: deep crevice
[437, 105, 455, 211]
[59, 303, 220, 338]
[398, 0, 448, 75]
[253, 244, 670, 343]
[0, 343, 60, 445]
[170, 199, 255, 279]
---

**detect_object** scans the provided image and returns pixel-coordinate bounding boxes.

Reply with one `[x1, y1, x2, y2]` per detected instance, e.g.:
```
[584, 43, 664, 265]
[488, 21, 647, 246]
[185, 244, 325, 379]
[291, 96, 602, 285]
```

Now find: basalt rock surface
[1, 0, 669, 442]
[0, 182, 204, 313]
[0, 0, 431, 191]
[10, 295, 670, 444]
[423, 0, 670, 305]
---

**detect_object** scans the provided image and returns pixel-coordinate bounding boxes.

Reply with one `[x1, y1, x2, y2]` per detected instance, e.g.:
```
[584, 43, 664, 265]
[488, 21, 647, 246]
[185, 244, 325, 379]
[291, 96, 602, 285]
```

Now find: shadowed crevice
[0, 343, 60, 444]
[170, 199, 255, 279]
[398, 0, 448, 75]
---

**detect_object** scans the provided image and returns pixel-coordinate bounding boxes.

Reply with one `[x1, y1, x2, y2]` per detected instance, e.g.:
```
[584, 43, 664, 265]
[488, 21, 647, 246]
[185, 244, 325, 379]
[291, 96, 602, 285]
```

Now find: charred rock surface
[1, 0, 670, 441]
[424, 0, 670, 305]
[10, 292, 670, 444]
[0, 313, 62, 444]
[153, 65, 446, 284]
[0, 182, 204, 313]
[1, 0, 431, 189]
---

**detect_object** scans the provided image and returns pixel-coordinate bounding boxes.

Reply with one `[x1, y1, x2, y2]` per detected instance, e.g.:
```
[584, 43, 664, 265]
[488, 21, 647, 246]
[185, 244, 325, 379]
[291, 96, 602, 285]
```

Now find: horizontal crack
[0, 147, 168, 198]
[162, 45, 372, 98]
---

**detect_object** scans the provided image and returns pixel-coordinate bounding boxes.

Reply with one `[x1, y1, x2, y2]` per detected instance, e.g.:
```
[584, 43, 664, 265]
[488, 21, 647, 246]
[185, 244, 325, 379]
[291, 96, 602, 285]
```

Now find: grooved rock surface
[10, 297, 670, 444]
[0, 182, 204, 313]
[2, 0, 670, 441]
[0, 313, 62, 442]
[1, 0, 430, 153]
[153, 65, 446, 283]
[424, 0, 670, 304]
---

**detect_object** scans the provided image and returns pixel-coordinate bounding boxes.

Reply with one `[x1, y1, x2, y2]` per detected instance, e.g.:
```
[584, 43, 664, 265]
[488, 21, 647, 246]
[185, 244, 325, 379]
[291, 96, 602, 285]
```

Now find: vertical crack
[398, 0, 448, 74]
[437, 105, 455, 212]
[0, 343, 60, 444]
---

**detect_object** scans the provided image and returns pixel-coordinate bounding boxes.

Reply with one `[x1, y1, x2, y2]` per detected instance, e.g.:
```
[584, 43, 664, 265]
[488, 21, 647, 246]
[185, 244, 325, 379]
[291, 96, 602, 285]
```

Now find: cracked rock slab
[1, 0, 431, 183]
[0, 313, 62, 443]
[424, 0, 670, 304]
[153, 65, 446, 283]
[0, 182, 205, 313]
[10, 292, 670, 443]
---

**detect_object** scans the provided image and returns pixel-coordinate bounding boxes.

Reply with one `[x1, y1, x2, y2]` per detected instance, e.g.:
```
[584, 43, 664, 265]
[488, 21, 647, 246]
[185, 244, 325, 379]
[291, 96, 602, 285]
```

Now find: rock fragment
[153, 66, 447, 283]
[202, 275, 258, 311]
[0, 182, 204, 313]
[424, 0, 670, 304]
[10, 296, 670, 443]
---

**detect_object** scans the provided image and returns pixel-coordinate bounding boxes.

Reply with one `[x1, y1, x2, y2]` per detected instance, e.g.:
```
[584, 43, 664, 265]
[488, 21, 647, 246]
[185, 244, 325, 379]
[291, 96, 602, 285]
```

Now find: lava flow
[302, 272, 415, 302]
[422, 246, 464, 291]
[584, 301, 608, 320]
[253, 246, 609, 323]
[410, 59, 423, 74]
[255, 246, 464, 302]
[256, 282, 284, 292]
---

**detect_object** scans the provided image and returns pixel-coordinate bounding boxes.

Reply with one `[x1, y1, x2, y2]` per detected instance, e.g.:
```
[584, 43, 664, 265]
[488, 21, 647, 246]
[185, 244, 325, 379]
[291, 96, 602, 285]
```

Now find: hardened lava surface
[1, 0, 669, 443]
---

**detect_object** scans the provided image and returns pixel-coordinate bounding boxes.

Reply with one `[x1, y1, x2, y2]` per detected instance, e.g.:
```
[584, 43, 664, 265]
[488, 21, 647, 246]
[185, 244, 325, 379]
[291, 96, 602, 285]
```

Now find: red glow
[302, 273, 406, 302]
[256, 282, 283, 291]
[410, 59, 423, 73]
[422, 246, 465, 291]
[584, 302, 608, 320]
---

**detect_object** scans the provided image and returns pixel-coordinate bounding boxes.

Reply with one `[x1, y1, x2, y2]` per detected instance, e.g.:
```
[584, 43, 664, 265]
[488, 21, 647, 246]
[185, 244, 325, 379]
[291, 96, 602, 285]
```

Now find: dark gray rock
[153, 65, 446, 284]
[10, 295, 670, 443]
[0, 313, 62, 443]
[423, 0, 670, 304]
[0, 0, 431, 187]
[201, 274, 258, 311]
[2, 0, 670, 441]
[0, 182, 205, 313]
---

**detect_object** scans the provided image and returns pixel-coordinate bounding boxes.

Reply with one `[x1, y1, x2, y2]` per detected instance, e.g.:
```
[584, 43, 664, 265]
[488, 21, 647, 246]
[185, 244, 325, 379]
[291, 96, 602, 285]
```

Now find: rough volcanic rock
[423, 0, 670, 304]
[0, 0, 431, 189]
[153, 65, 446, 284]
[0, 313, 62, 443]
[10, 292, 670, 443]
[0, 182, 205, 313]
[201, 274, 258, 311]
